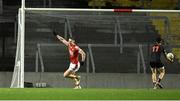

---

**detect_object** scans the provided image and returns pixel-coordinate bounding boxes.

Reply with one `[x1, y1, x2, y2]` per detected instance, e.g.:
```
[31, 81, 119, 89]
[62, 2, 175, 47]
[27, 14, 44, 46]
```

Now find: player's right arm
[53, 31, 69, 46]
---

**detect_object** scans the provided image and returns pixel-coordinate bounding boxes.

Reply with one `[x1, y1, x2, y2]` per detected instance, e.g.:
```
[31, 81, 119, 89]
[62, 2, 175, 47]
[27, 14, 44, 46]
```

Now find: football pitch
[0, 88, 180, 100]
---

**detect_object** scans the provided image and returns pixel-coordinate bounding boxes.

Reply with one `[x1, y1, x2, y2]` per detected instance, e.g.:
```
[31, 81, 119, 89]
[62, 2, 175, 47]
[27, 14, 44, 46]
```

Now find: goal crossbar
[25, 8, 180, 13]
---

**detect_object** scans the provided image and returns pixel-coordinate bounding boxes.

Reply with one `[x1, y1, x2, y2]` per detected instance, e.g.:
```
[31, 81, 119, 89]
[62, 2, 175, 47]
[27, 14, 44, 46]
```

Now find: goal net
[10, 5, 180, 88]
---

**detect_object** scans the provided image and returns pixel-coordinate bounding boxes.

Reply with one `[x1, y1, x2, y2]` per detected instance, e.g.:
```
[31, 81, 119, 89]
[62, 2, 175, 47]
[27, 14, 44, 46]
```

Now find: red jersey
[68, 43, 79, 64]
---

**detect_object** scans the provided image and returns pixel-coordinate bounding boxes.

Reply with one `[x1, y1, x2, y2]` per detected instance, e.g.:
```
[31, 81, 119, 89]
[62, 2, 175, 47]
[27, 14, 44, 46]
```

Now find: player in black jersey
[150, 37, 173, 89]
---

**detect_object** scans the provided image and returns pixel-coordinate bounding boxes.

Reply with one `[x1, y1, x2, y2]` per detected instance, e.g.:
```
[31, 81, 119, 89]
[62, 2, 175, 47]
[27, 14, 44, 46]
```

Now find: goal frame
[11, 0, 180, 88]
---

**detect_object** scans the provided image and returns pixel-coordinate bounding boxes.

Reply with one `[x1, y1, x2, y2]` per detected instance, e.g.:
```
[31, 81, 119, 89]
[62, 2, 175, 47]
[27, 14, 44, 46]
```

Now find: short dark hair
[156, 37, 162, 43]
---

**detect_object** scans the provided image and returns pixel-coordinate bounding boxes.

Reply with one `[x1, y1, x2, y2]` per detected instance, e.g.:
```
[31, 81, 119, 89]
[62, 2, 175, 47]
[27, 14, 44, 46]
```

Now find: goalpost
[10, 0, 25, 88]
[10, 0, 180, 88]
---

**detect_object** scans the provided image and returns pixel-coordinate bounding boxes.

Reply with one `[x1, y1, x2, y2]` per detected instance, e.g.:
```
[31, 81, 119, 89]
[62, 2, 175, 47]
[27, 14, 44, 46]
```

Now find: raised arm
[53, 31, 69, 46]
[56, 35, 69, 46]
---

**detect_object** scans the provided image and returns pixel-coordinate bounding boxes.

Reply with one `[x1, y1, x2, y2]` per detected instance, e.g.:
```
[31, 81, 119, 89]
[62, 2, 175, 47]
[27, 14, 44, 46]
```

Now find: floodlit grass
[0, 88, 180, 100]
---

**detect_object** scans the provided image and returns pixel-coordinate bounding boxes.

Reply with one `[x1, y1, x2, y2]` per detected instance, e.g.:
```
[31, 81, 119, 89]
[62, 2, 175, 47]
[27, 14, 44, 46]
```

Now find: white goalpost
[10, 0, 25, 88]
[10, 0, 180, 88]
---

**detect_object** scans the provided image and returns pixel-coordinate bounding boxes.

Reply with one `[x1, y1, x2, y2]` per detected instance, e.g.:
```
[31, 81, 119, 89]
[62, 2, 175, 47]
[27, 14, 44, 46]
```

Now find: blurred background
[0, 0, 180, 88]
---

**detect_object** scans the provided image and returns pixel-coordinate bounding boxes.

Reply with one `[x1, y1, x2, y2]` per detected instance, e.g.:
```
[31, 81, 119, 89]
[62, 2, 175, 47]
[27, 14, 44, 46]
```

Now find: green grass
[0, 88, 180, 100]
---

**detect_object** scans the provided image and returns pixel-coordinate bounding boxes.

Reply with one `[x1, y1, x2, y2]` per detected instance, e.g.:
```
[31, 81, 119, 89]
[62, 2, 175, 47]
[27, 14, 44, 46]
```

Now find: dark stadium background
[0, 0, 180, 89]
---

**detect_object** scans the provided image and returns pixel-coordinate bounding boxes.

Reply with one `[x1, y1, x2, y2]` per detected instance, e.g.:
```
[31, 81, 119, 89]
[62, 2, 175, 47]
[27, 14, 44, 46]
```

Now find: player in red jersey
[150, 37, 173, 89]
[53, 31, 86, 89]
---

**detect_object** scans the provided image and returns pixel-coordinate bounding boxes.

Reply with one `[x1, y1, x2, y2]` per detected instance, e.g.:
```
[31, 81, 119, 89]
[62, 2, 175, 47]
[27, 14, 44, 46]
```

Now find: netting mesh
[11, 8, 180, 88]
[24, 10, 178, 73]
[24, 11, 150, 72]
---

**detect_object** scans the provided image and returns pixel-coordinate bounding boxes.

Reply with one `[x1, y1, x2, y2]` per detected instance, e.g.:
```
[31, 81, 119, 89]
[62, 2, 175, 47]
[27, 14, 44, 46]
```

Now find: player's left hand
[80, 61, 84, 66]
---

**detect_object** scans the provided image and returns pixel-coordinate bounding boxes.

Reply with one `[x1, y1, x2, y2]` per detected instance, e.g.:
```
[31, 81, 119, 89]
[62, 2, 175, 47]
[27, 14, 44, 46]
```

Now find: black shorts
[150, 61, 164, 68]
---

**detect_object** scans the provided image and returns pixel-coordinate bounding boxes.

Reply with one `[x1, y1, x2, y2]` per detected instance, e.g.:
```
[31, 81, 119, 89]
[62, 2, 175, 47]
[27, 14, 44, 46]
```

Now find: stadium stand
[92, 47, 138, 73]
[88, 0, 178, 9]
[25, 0, 88, 8]
[72, 17, 158, 44]
[149, 0, 177, 9]
[0, 0, 19, 71]
[0, 22, 15, 71]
